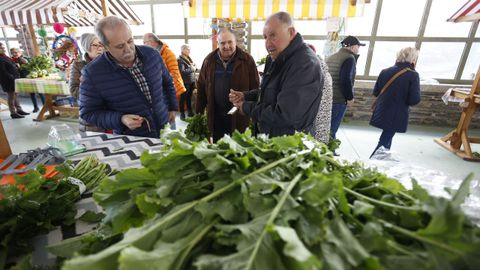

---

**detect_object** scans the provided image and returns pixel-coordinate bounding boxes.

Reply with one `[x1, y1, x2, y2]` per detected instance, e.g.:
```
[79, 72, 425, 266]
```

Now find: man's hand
[168, 111, 176, 124]
[229, 89, 244, 104]
[229, 89, 245, 114]
[121, 114, 144, 130]
[347, 99, 355, 106]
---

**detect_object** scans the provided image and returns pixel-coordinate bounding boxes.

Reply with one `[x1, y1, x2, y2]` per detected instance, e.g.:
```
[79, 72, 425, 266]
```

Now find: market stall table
[28, 132, 163, 265]
[15, 78, 78, 121]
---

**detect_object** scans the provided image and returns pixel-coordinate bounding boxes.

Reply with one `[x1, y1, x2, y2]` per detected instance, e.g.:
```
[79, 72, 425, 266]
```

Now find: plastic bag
[47, 124, 85, 156]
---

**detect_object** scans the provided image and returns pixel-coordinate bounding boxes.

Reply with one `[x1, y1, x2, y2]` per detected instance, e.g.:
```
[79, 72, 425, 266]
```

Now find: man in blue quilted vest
[79, 16, 177, 138]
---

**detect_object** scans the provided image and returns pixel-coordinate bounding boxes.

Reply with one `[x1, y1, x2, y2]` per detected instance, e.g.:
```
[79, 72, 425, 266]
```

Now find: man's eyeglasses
[91, 43, 103, 49]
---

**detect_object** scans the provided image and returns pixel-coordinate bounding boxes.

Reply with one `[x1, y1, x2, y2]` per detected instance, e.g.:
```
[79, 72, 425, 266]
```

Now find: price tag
[67, 176, 86, 194]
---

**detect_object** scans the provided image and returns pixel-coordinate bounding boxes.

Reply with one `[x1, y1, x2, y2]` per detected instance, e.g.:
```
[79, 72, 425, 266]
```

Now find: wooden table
[15, 78, 79, 121]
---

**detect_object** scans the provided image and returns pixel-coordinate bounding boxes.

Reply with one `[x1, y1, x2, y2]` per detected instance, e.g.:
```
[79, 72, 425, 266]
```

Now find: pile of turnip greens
[51, 130, 480, 270]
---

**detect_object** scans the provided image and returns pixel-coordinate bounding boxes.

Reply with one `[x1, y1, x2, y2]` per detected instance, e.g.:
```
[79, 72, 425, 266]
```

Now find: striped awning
[188, 0, 367, 20]
[448, 0, 480, 23]
[0, 0, 142, 27]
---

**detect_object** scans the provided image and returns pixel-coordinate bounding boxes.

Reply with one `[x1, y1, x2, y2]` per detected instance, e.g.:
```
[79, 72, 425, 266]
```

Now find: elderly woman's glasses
[91, 43, 103, 49]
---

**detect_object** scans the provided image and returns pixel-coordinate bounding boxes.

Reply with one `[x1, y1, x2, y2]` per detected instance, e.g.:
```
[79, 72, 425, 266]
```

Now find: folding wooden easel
[435, 65, 480, 161]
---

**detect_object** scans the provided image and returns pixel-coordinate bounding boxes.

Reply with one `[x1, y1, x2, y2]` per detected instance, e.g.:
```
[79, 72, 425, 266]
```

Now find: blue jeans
[330, 103, 347, 139]
[370, 130, 396, 158]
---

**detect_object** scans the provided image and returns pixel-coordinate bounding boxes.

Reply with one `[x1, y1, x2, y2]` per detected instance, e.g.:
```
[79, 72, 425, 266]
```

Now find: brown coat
[196, 47, 259, 136]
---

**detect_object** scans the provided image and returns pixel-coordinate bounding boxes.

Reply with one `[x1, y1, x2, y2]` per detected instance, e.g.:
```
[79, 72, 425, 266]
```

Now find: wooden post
[27, 24, 40, 56]
[101, 0, 109, 16]
[0, 119, 12, 158]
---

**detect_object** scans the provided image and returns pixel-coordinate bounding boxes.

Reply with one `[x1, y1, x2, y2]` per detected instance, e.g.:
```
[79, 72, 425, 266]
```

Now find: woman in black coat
[370, 47, 421, 158]
[0, 42, 29, 119]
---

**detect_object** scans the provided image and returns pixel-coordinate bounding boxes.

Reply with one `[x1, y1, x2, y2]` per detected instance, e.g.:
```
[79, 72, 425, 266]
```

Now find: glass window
[369, 41, 415, 76]
[416, 42, 464, 80]
[250, 39, 267, 65]
[129, 4, 152, 36]
[187, 38, 213, 66]
[187, 17, 212, 36]
[476, 25, 480, 37]
[346, 0, 377, 36]
[3, 26, 18, 38]
[251, 20, 264, 35]
[424, 0, 470, 37]
[162, 39, 185, 57]
[377, 0, 426, 37]
[294, 20, 326, 35]
[355, 41, 370, 76]
[462, 43, 480, 80]
[153, 4, 184, 36]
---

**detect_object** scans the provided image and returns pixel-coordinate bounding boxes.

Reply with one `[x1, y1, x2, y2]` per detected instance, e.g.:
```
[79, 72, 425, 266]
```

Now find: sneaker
[33, 107, 39, 113]
[180, 112, 186, 121]
[17, 110, 30, 116]
[11, 113, 24, 119]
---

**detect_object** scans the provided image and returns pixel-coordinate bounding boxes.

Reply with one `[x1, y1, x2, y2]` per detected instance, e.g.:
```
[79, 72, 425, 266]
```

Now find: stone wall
[216, 19, 248, 51]
[346, 80, 480, 129]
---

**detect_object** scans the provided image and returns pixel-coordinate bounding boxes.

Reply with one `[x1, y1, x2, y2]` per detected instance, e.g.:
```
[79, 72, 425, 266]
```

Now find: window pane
[425, 0, 470, 37]
[477, 25, 480, 37]
[294, 20, 325, 35]
[154, 4, 184, 36]
[250, 39, 267, 65]
[416, 42, 464, 80]
[346, 0, 377, 36]
[462, 43, 480, 80]
[304, 39, 326, 58]
[3, 26, 17, 38]
[355, 41, 369, 76]
[251, 20, 264, 35]
[369, 41, 415, 76]
[377, 0, 426, 36]
[161, 39, 185, 57]
[187, 38, 213, 66]
[129, 4, 152, 36]
[187, 17, 212, 36]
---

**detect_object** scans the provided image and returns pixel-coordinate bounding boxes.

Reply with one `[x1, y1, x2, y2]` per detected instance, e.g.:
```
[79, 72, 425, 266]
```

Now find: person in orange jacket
[143, 33, 186, 128]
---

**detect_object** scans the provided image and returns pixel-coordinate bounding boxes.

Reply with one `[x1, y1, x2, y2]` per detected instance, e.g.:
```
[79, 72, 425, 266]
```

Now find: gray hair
[144, 33, 161, 45]
[180, 44, 190, 51]
[95, 16, 130, 46]
[266, 11, 294, 27]
[216, 28, 236, 41]
[396, 47, 419, 63]
[80, 33, 96, 52]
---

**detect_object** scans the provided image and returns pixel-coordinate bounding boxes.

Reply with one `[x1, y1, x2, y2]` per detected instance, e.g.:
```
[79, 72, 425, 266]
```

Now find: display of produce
[47, 131, 479, 270]
[0, 156, 109, 269]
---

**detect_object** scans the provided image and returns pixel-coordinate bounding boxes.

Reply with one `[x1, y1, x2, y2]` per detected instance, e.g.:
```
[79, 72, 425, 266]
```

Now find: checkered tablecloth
[15, 78, 69, 95]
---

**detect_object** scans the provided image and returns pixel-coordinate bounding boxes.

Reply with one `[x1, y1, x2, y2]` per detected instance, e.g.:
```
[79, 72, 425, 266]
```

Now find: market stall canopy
[187, 0, 369, 20]
[447, 0, 480, 22]
[0, 0, 142, 27]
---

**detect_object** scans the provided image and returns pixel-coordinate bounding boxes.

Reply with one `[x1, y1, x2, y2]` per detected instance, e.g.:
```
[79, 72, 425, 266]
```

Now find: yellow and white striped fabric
[188, 0, 366, 20]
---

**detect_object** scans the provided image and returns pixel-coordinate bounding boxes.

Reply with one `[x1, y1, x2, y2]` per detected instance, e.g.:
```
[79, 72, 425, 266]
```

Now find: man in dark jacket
[229, 11, 322, 137]
[196, 28, 259, 142]
[80, 16, 177, 138]
[326, 35, 365, 140]
[0, 42, 29, 119]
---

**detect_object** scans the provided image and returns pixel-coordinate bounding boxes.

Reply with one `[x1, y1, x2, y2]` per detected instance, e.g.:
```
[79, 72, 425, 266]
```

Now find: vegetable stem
[378, 219, 463, 256]
[244, 173, 303, 270]
[345, 187, 420, 212]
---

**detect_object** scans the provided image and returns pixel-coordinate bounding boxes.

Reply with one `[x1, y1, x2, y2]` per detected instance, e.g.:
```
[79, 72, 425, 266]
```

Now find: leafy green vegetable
[52, 131, 479, 270]
[184, 113, 210, 142]
[0, 156, 109, 269]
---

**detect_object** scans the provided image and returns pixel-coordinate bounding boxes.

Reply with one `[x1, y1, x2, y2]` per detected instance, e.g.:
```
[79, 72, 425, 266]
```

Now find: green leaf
[324, 217, 371, 267]
[451, 173, 474, 208]
[353, 200, 375, 217]
[79, 211, 106, 223]
[418, 198, 464, 239]
[273, 225, 322, 268]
